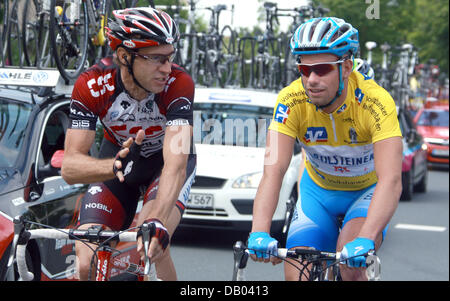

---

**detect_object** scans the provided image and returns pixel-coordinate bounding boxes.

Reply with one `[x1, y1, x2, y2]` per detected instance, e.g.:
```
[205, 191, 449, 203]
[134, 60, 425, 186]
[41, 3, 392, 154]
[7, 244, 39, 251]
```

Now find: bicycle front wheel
[238, 37, 255, 88]
[5, 0, 23, 67]
[22, 0, 54, 68]
[50, 0, 89, 82]
[0, 0, 9, 66]
[218, 25, 237, 87]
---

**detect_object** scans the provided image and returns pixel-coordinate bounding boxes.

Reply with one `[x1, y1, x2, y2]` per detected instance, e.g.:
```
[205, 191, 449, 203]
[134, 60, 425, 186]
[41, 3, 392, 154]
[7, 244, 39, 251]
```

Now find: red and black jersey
[69, 57, 194, 157]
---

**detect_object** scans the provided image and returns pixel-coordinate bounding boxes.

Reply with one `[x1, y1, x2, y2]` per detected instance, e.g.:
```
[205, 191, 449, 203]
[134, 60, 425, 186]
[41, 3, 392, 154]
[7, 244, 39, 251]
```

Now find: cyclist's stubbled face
[299, 53, 342, 108]
[133, 44, 175, 94]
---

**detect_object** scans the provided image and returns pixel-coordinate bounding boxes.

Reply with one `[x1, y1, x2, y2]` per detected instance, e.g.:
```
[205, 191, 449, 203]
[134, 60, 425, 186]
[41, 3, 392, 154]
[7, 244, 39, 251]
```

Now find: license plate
[187, 193, 214, 209]
[432, 149, 449, 157]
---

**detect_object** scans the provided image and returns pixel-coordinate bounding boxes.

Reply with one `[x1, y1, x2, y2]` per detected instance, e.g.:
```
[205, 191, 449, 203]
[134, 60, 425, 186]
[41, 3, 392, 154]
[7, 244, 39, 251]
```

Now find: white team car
[180, 88, 302, 238]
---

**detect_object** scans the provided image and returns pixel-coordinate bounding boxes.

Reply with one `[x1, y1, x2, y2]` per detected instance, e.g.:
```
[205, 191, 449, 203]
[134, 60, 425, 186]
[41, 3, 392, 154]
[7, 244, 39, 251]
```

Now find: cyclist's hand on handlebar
[247, 232, 282, 265]
[137, 219, 170, 262]
[341, 237, 375, 268]
[113, 129, 145, 183]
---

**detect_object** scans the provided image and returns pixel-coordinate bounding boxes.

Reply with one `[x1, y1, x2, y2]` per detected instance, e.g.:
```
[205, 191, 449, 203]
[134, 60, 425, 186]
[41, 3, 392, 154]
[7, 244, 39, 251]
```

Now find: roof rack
[0, 67, 74, 96]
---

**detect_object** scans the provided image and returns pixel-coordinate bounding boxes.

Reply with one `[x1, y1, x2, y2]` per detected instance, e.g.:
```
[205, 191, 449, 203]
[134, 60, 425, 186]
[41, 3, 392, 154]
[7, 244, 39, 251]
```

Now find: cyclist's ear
[116, 47, 130, 65]
[342, 59, 354, 79]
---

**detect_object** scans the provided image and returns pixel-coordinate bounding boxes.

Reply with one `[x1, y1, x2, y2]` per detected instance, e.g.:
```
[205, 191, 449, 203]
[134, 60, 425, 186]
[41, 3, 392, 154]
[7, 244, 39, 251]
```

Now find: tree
[311, 0, 449, 75]
[409, 0, 449, 75]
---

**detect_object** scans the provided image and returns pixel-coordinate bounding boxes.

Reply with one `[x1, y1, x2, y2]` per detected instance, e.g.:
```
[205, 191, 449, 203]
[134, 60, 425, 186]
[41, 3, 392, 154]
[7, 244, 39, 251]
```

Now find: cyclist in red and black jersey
[62, 7, 196, 281]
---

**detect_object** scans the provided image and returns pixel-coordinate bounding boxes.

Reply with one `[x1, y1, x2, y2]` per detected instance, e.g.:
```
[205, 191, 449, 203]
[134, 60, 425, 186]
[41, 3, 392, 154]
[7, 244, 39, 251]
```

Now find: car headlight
[424, 137, 446, 145]
[232, 172, 263, 188]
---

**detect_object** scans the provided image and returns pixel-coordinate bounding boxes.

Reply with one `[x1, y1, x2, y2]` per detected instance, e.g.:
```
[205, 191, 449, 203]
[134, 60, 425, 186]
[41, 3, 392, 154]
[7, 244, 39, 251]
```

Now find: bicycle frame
[96, 246, 112, 281]
[93, 244, 157, 281]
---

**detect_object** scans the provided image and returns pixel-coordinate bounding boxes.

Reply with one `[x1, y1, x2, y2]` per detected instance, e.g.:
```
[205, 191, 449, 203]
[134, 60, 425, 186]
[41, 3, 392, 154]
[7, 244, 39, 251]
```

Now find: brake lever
[365, 250, 381, 281]
[140, 223, 151, 275]
[232, 241, 249, 281]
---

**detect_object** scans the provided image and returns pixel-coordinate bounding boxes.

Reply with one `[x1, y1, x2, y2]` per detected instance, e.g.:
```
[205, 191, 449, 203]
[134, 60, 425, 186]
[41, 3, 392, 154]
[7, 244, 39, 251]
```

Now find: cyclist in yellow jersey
[248, 17, 403, 281]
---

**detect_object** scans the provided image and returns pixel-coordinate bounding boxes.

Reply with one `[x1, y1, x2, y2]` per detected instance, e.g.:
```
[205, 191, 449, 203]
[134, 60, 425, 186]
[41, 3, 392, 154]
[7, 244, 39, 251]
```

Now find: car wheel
[401, 169, 414, 201]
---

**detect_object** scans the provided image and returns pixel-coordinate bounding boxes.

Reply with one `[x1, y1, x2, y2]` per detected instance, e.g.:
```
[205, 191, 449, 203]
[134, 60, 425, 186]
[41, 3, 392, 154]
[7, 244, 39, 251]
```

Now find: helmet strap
[124, 53, 152, 94]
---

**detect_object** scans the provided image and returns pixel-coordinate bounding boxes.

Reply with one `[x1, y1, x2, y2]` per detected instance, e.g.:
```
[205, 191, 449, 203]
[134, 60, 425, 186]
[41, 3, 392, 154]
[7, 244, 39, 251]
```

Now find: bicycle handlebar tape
[16, 244, 34, 281]
[113, 141, 142, 184]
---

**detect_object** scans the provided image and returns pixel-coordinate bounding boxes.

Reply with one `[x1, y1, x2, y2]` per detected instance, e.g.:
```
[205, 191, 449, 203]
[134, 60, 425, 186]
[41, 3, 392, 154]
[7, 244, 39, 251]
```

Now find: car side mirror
[51, 150, 64, 169]
[37, 150, 64, 179]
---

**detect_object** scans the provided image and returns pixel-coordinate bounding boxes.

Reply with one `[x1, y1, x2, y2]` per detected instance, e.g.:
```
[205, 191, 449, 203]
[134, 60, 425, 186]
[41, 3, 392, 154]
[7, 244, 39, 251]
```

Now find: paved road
[170, 168, 449, 281]
[378, 167, 449, 280]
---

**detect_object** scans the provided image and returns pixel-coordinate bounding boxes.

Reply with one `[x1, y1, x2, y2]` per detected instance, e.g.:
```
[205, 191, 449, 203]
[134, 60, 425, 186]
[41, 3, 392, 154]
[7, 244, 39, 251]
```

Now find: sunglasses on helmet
[297, 59, 346, 77]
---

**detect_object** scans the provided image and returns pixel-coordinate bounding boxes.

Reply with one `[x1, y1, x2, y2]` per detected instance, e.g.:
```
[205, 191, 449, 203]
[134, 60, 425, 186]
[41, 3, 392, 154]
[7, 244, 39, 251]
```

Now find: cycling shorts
[286, 170, 388, 252]
[77, 139, 196, 231]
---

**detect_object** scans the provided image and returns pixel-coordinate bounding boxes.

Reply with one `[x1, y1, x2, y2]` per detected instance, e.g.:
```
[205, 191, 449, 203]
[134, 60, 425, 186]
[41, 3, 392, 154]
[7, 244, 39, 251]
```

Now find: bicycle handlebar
[277, 247, 341, 260]
[232, 241, 381, 281]
[11, 215, 153, 281]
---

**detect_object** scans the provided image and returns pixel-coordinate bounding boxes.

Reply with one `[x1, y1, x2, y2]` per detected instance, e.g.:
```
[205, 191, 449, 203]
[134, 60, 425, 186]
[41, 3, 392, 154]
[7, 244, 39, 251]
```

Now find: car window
[0, 98, 33, 167]
[193, 103, 273, 147]
[417, 110, 449, 127]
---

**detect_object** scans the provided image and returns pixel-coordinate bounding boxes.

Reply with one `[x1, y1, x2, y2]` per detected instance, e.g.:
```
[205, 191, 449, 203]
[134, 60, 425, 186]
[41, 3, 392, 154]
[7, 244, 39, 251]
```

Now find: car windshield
[0, 99, 32, 168]
[193, 103, 273, 148]
[417, 110, 449, 127]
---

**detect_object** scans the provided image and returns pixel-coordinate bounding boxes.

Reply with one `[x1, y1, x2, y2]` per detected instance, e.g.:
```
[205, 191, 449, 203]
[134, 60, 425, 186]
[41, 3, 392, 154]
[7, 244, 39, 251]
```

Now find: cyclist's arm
[358, 136, 403, 241]
[138, 124, 192, 225]
[251, 130, 295, 233]
[139, 68, 195, 224]
[62, 128, 115, 184]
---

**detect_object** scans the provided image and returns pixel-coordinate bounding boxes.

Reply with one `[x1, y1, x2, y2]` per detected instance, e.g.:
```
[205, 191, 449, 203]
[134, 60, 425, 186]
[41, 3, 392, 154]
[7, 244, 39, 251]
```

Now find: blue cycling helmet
[290, 17, 359, 58]
[290, 18, 359, 110]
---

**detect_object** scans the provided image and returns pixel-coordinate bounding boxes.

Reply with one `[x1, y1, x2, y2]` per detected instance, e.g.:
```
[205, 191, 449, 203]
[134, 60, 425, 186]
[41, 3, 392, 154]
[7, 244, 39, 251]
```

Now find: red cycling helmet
[106, 7, 179, 51]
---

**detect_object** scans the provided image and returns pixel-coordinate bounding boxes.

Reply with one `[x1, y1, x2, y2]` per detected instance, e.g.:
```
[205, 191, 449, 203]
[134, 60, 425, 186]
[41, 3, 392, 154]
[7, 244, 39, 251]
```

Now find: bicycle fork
[88, 0, 108, 47]
[96, 246, 112, 281]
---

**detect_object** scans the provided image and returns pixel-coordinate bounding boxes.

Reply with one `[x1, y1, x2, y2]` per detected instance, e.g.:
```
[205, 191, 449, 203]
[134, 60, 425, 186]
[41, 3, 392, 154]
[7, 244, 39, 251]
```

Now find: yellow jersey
[269, 71, 402, 191]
